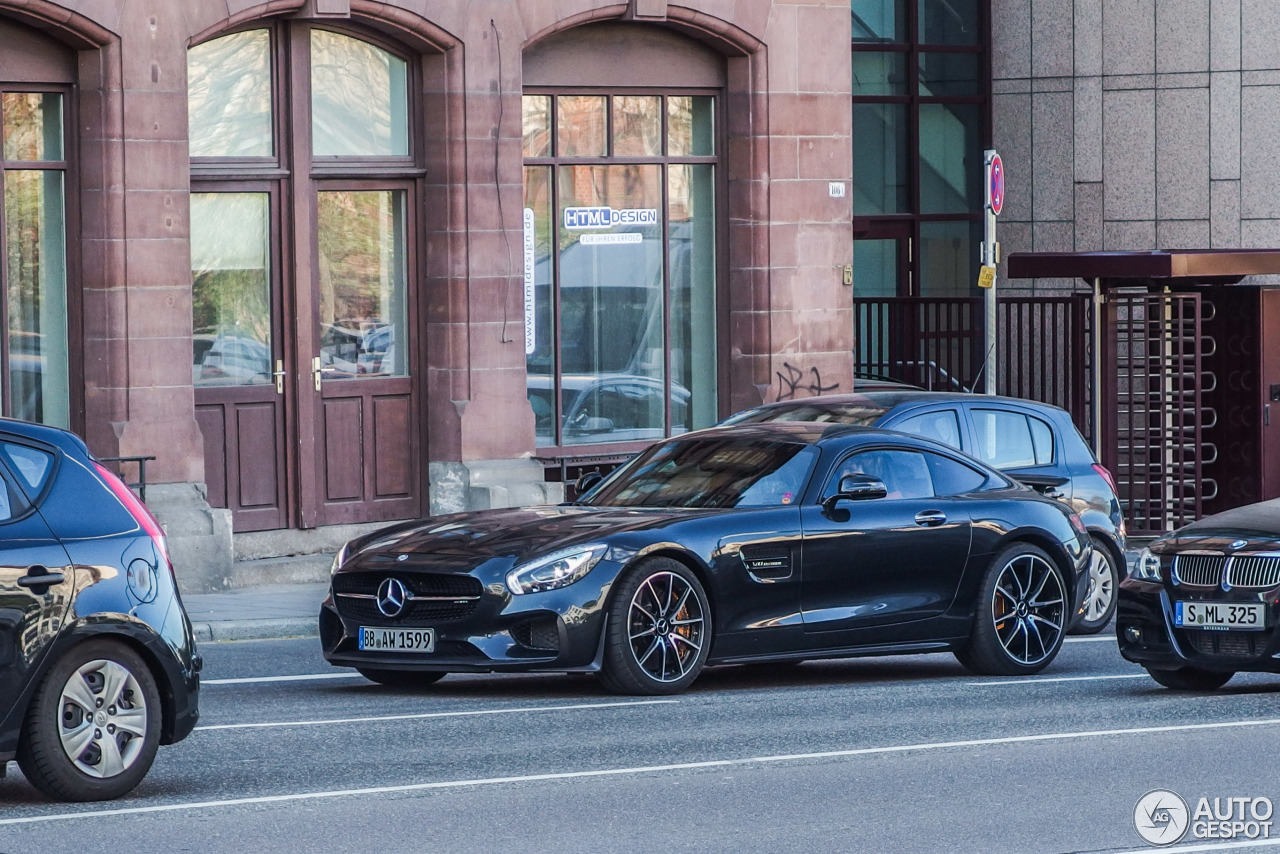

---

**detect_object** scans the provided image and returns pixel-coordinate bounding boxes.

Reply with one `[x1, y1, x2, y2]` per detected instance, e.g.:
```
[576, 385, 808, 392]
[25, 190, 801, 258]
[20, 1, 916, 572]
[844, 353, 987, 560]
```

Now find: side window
[0, 441, 55, 496]
[0, 466, 32, 522]
[924, 451, 990, 496]
[737, 446, 819, 507]
[892, 408, 962, 449]
[971, 409, 1036, 469]
[1028, 416, 1055, 464]
[828, 449, 935, 499]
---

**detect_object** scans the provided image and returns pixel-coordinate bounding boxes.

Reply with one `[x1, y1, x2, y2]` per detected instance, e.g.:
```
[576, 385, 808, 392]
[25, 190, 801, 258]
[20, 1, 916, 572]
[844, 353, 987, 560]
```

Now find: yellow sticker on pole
[977, 265, 996, 289]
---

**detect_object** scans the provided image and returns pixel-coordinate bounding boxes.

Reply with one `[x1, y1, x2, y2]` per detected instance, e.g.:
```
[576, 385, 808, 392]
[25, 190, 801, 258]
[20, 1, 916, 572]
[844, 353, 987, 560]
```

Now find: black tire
[1069, 536, 1120, 635]
[599, 558, 711, 696]
[955, 543, 1069, 676]
[1145, 666, 1234, 691]
[356, 668, 447, 688]
[17, 639, 162, 802]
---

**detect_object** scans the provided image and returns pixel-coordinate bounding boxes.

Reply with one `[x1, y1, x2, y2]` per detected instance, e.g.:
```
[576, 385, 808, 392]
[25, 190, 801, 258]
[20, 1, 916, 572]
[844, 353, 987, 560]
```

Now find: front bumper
[320, 561, 623, 673]
[1116, 579, 1280, 673]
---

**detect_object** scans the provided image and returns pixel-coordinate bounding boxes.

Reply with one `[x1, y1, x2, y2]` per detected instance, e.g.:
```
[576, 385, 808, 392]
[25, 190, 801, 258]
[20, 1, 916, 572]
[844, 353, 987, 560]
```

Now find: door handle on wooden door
[273, 359, 286, 394]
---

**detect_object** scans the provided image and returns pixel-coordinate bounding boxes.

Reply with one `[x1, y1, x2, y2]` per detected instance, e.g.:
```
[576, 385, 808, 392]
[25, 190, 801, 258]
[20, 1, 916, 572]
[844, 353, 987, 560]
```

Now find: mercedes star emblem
[376, 577, 410, 618]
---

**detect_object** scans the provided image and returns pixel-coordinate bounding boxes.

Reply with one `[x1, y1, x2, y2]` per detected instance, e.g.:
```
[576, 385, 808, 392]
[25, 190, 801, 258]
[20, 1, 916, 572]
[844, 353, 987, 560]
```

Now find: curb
[191, 618, 319, 643]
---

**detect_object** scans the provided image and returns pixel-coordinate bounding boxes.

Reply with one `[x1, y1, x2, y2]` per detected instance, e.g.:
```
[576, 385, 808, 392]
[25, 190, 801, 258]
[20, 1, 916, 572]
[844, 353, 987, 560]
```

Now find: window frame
[523, 86, 726, 454]
[851, 0, 992, 296]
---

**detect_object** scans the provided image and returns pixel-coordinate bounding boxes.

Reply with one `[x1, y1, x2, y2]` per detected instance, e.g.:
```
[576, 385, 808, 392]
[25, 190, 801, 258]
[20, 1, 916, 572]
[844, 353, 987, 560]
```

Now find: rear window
[891, 409, 962, 450]
[0, 441, 55, 496]
[971, 409, 1054, 469]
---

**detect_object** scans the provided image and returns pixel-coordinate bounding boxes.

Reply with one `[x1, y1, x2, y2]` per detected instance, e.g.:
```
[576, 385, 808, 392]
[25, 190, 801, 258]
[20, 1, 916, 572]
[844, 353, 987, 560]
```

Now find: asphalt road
[3, 633, 1279, 854]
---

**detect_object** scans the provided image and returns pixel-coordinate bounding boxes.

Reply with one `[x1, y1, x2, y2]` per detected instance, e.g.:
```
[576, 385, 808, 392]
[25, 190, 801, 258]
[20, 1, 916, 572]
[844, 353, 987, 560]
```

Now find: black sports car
[321, 424, 1091, 695]
[1119, 498, 1280, 690]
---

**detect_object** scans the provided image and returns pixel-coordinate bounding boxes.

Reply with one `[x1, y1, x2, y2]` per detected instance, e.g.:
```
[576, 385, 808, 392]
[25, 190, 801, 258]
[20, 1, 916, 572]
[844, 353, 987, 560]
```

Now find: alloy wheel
[56, 659, 150, 779]
[1081, 548, 1115, 624]
[626, 571, 706, 683]
[991, 553, 1066, 666]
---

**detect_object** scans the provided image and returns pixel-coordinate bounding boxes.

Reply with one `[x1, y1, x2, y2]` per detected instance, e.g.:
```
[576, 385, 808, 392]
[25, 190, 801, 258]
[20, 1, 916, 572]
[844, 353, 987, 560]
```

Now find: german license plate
[358, 627, 435, 652]
[1174, 601, 1266, 630]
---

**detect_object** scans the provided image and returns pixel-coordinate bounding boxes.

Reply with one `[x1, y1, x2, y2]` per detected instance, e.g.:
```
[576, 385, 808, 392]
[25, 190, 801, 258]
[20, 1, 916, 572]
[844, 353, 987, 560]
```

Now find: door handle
[312, 356, 322, 391]
[17, 567, 65, 589]
[273, 359, 286, 395]
[914, 510, 947, 527]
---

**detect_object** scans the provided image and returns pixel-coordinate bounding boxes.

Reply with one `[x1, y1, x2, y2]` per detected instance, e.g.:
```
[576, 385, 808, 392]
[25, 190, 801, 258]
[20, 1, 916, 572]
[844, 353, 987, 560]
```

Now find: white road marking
[194, 699, 679, 732]
[203, 673, 365, 685]
[7, 716, 1280, 827]
[1064, 635, 1118, 644]
[1110, 838, 1280, 854]
[968, 673, 1149, 686]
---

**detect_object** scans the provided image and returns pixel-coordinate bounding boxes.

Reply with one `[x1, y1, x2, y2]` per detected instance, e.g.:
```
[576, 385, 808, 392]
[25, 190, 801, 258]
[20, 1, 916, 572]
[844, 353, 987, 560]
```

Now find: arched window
[188, 23, 419, 531]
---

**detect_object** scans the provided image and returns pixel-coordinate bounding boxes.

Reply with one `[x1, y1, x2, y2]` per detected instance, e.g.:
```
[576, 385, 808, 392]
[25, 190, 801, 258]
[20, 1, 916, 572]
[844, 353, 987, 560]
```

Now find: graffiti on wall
[775, 362, 839, 401]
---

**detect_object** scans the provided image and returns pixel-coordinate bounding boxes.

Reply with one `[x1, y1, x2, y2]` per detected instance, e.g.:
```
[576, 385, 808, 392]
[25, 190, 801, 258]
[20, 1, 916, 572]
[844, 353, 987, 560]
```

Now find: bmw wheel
[1070, 536, 1119, 635]
[17, 640, 162, 801]
[956, 543, 1068, 676]
[600, 558, 711, 696]
[1145, 666, 1233, 691]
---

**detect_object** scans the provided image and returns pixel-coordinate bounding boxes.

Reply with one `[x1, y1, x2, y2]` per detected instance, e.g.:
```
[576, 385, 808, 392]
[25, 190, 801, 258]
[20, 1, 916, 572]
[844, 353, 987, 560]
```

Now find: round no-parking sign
[987, 152, 1005, 216]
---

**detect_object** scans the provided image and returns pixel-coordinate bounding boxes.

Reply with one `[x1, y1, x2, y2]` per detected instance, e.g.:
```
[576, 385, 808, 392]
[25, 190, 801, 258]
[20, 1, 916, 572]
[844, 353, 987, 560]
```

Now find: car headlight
[506, 544, 608, 595]
[330, 541, 350, 575]
[1132, 547, 1162, 581]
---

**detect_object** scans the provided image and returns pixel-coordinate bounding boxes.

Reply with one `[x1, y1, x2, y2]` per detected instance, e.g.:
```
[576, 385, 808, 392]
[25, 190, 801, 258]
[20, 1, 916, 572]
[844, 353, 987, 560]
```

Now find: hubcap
[1082, 548, 1115, 623]
[57, 659, 148, 779]
[991, 554, 1066, 666]
[626, 572, 705, 683]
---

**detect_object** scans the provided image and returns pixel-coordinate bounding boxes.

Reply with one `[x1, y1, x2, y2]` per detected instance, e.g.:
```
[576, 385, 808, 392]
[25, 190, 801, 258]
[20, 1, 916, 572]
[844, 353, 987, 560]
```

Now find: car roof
[740, 390, 1070, 417]
[0, 416, 90, 456]
[678, 420, 961, 448]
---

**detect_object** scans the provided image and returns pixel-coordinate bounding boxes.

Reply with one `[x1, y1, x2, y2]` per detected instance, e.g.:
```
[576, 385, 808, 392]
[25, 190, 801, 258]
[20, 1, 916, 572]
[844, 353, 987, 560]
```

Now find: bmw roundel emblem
[376, 577, 410, 618]
[1230, 539, 1249, 550]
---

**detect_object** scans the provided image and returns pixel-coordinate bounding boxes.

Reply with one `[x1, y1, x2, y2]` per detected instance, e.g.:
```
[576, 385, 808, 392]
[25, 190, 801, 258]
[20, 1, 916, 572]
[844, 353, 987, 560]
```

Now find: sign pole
[980, 149, 1004, 395]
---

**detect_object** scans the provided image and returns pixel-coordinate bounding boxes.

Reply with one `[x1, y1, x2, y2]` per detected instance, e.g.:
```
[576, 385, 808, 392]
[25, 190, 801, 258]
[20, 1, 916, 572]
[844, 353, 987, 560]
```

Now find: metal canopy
[1006, 249, 1280, 286]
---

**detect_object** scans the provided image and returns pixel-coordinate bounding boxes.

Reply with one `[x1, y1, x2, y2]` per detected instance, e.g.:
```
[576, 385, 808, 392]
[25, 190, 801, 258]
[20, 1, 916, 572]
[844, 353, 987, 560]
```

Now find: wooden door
[192, 188, 289, 532]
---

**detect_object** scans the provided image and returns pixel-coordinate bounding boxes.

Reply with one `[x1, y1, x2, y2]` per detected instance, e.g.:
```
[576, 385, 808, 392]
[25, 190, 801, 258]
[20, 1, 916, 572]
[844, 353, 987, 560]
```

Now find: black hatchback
[724, 391, 1126, 633]
[0, 418, 200, 801]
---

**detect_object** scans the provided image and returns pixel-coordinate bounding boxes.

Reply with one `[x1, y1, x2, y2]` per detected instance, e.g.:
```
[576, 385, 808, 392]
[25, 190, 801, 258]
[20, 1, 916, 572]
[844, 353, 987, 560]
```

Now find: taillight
[94, 462, 172, 572]
[1092, 463, 1120, 496]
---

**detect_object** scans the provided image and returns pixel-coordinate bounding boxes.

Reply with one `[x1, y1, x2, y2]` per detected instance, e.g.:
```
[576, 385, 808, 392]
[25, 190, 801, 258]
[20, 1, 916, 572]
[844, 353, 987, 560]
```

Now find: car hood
[342, 505, 713, 571]
[1157, 498, 1280, 549]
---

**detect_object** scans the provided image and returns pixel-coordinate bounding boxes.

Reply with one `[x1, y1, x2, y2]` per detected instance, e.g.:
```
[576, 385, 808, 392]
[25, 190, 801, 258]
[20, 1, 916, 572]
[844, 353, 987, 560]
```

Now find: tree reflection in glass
[187, 30, 273, 158]
[311, 30, 408, 158]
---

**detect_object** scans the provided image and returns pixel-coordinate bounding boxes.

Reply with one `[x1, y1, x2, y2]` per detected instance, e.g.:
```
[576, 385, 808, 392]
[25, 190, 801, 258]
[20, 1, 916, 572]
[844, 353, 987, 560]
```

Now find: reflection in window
[852, 0, 906, 42]
[311, 30, 408, 157]
[919, 0, 980, 45]
[919, 102, 981, 213]
[853, 103, 908, 215]
[2, 442, 54, 491]
[316, 190, 407, 378]
[191, 193, 272, 386]
[557, 96, 606, 157]
[4, 170, 69, 427]
[3, 93, 63, 161]
[918, 220, 980, 296]
[613, 96, 661, 157]
[667, 97, 714, 157]
[669, 163, 716, 434]
[919, 52, 981, 96]
[188, 30, 273, 158]
[852, 52, 907, 96]
[522, 95, 551, 157]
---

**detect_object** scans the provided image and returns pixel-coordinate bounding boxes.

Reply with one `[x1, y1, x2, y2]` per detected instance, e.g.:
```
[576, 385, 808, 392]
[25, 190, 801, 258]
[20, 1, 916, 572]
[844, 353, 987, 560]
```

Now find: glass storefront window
[853, 103, 909, 215]
[316, 190, 407, 378]
[919, 52, 982, 96]
[852, 0, 906, 43]
[612, 96, 662, 157]
[919, 102, 981, 213]
[522, 95, 551, 158]
[311, 30, 409, 157]
[667, 96, 714, 157]
[526, 93, 718, 447]
[191, 193, 272, 386]
[852, 52, 908, 96]
[187, 31, 273, 158]
[3, 93, 63, 162]
[4, 170, 69, 427]
[557, 96, 606, 157]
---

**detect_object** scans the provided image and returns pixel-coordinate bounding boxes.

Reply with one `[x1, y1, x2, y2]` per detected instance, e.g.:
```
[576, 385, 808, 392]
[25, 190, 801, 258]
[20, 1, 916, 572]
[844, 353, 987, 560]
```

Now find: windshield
[583, 436, 818, 508]
[721, 401, 888, 426]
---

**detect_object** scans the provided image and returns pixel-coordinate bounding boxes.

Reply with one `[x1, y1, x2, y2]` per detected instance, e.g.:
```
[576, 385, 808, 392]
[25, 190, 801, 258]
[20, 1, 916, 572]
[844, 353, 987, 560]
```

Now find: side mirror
[823, 473, 888, 511]
[577, 416, 614, 434]
[574, 471, 605, 498]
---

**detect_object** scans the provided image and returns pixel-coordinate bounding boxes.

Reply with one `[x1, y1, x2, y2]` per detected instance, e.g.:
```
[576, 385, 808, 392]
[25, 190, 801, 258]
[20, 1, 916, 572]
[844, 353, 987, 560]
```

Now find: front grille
[1226, 556, 1280, 589]
[1172, 554, 1225, 587]
[333, 571, 483, 599]
[333, 570, 483, 625]
[1184, 630, 1270, 657]
[336, 598, 477, 625]
[511, 618, 560, 652]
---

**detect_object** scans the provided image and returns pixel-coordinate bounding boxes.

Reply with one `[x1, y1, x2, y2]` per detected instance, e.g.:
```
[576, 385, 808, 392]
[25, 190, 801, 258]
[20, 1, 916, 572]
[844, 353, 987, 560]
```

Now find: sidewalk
[181, 545, 1148, 644]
